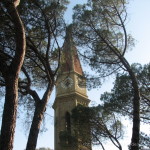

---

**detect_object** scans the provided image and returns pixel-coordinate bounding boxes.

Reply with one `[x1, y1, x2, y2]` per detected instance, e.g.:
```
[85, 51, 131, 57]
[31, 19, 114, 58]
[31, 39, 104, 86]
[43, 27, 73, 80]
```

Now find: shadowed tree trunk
[120, 57, 140, 150]
[26, 84, 54, 150]
[0, 0, 26, 150]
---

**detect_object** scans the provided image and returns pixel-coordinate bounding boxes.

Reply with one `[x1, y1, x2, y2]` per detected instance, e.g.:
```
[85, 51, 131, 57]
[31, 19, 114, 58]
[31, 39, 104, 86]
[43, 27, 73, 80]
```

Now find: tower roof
[60, 25, 83, 75]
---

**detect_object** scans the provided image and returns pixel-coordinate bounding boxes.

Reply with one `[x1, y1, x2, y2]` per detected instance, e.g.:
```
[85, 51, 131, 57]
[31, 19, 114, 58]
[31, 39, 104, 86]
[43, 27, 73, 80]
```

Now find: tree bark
[0, 1, 26, 150]
[26, 85, 53, 150]
[26, 101, 46, 150]
[129, 71, 140, 150]
[120, 57, 140, 150]
[0, 76, 18, 150]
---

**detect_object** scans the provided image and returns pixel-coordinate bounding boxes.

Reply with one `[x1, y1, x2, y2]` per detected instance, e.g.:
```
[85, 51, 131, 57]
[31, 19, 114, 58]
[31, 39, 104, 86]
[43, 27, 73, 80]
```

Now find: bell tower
[53, 25, 91, 150]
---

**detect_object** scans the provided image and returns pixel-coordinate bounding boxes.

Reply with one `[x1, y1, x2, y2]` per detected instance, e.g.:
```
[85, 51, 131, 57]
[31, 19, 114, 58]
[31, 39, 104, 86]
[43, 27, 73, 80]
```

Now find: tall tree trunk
[26, 85, 53, 150]
[108, 46, 140, 150]
[121, 57, 140, 150]
[129, 72, 140, 150]
[26, 101, 46, 150]
[0, 1, 26, 150]
[0, 76, 18, 150]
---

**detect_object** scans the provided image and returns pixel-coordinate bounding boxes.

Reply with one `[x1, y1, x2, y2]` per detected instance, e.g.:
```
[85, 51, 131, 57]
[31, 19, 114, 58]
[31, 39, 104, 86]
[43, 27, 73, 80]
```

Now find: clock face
[61, 77, 73, 89]
[77, 76, 86, 89]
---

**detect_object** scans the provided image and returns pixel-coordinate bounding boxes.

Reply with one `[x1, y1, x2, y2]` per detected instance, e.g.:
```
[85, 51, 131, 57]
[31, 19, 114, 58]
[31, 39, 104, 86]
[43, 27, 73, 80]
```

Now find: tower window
[65, 112, 71, 133]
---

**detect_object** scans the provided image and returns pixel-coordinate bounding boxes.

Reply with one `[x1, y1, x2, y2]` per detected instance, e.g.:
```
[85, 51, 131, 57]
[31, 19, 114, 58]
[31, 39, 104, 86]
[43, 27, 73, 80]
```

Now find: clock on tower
[61, 77, 73, 89]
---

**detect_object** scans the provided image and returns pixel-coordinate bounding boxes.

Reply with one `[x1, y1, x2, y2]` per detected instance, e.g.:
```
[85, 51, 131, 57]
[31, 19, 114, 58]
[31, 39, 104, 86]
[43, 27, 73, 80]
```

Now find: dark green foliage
[71, 105, 123, 150]
[18, 0, 68, 89]
[5, 3, 68, 140]
[101, 74, 133, 115]
[101, 63, 150, 123]
[72, 0, 133, 78]
[71, 105, 92, 149]
[72, 1, 141, 149]
[59, 131, 78, 149]
[0, 0, 69, 92]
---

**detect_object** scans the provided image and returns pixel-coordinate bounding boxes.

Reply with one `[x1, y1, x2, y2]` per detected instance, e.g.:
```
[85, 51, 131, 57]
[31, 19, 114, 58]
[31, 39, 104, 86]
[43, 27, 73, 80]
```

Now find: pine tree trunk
[26, 85, 53, 150]
[129, 73, 140, 150]
[0, 76, 18, 150]
[26, 101, 46, 150]
[0, 1, 26, 150]
[121, 57, 140, 150]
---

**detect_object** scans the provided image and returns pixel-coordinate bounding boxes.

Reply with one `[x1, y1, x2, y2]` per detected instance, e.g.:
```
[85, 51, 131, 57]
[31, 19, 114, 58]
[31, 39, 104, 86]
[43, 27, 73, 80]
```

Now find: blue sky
[13, 1, 150, 150]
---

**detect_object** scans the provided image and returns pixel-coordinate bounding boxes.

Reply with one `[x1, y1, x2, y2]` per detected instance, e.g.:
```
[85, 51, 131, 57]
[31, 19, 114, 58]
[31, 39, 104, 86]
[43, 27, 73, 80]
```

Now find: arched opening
[65, 112, 71, 133]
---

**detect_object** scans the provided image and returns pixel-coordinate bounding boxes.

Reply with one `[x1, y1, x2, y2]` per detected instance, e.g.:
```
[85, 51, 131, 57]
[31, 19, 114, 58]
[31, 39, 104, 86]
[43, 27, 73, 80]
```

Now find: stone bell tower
[53, 25, 91, 150]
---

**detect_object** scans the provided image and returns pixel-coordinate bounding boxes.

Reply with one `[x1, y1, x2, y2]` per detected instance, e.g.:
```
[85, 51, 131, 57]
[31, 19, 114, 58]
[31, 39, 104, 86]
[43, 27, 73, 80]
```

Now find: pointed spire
[64, 24, 74, 43]
[60, 25, 83, 75]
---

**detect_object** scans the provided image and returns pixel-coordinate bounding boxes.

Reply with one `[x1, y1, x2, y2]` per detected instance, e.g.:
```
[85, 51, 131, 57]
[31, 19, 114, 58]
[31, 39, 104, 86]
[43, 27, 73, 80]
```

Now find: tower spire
[60, 25, 83, 75]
